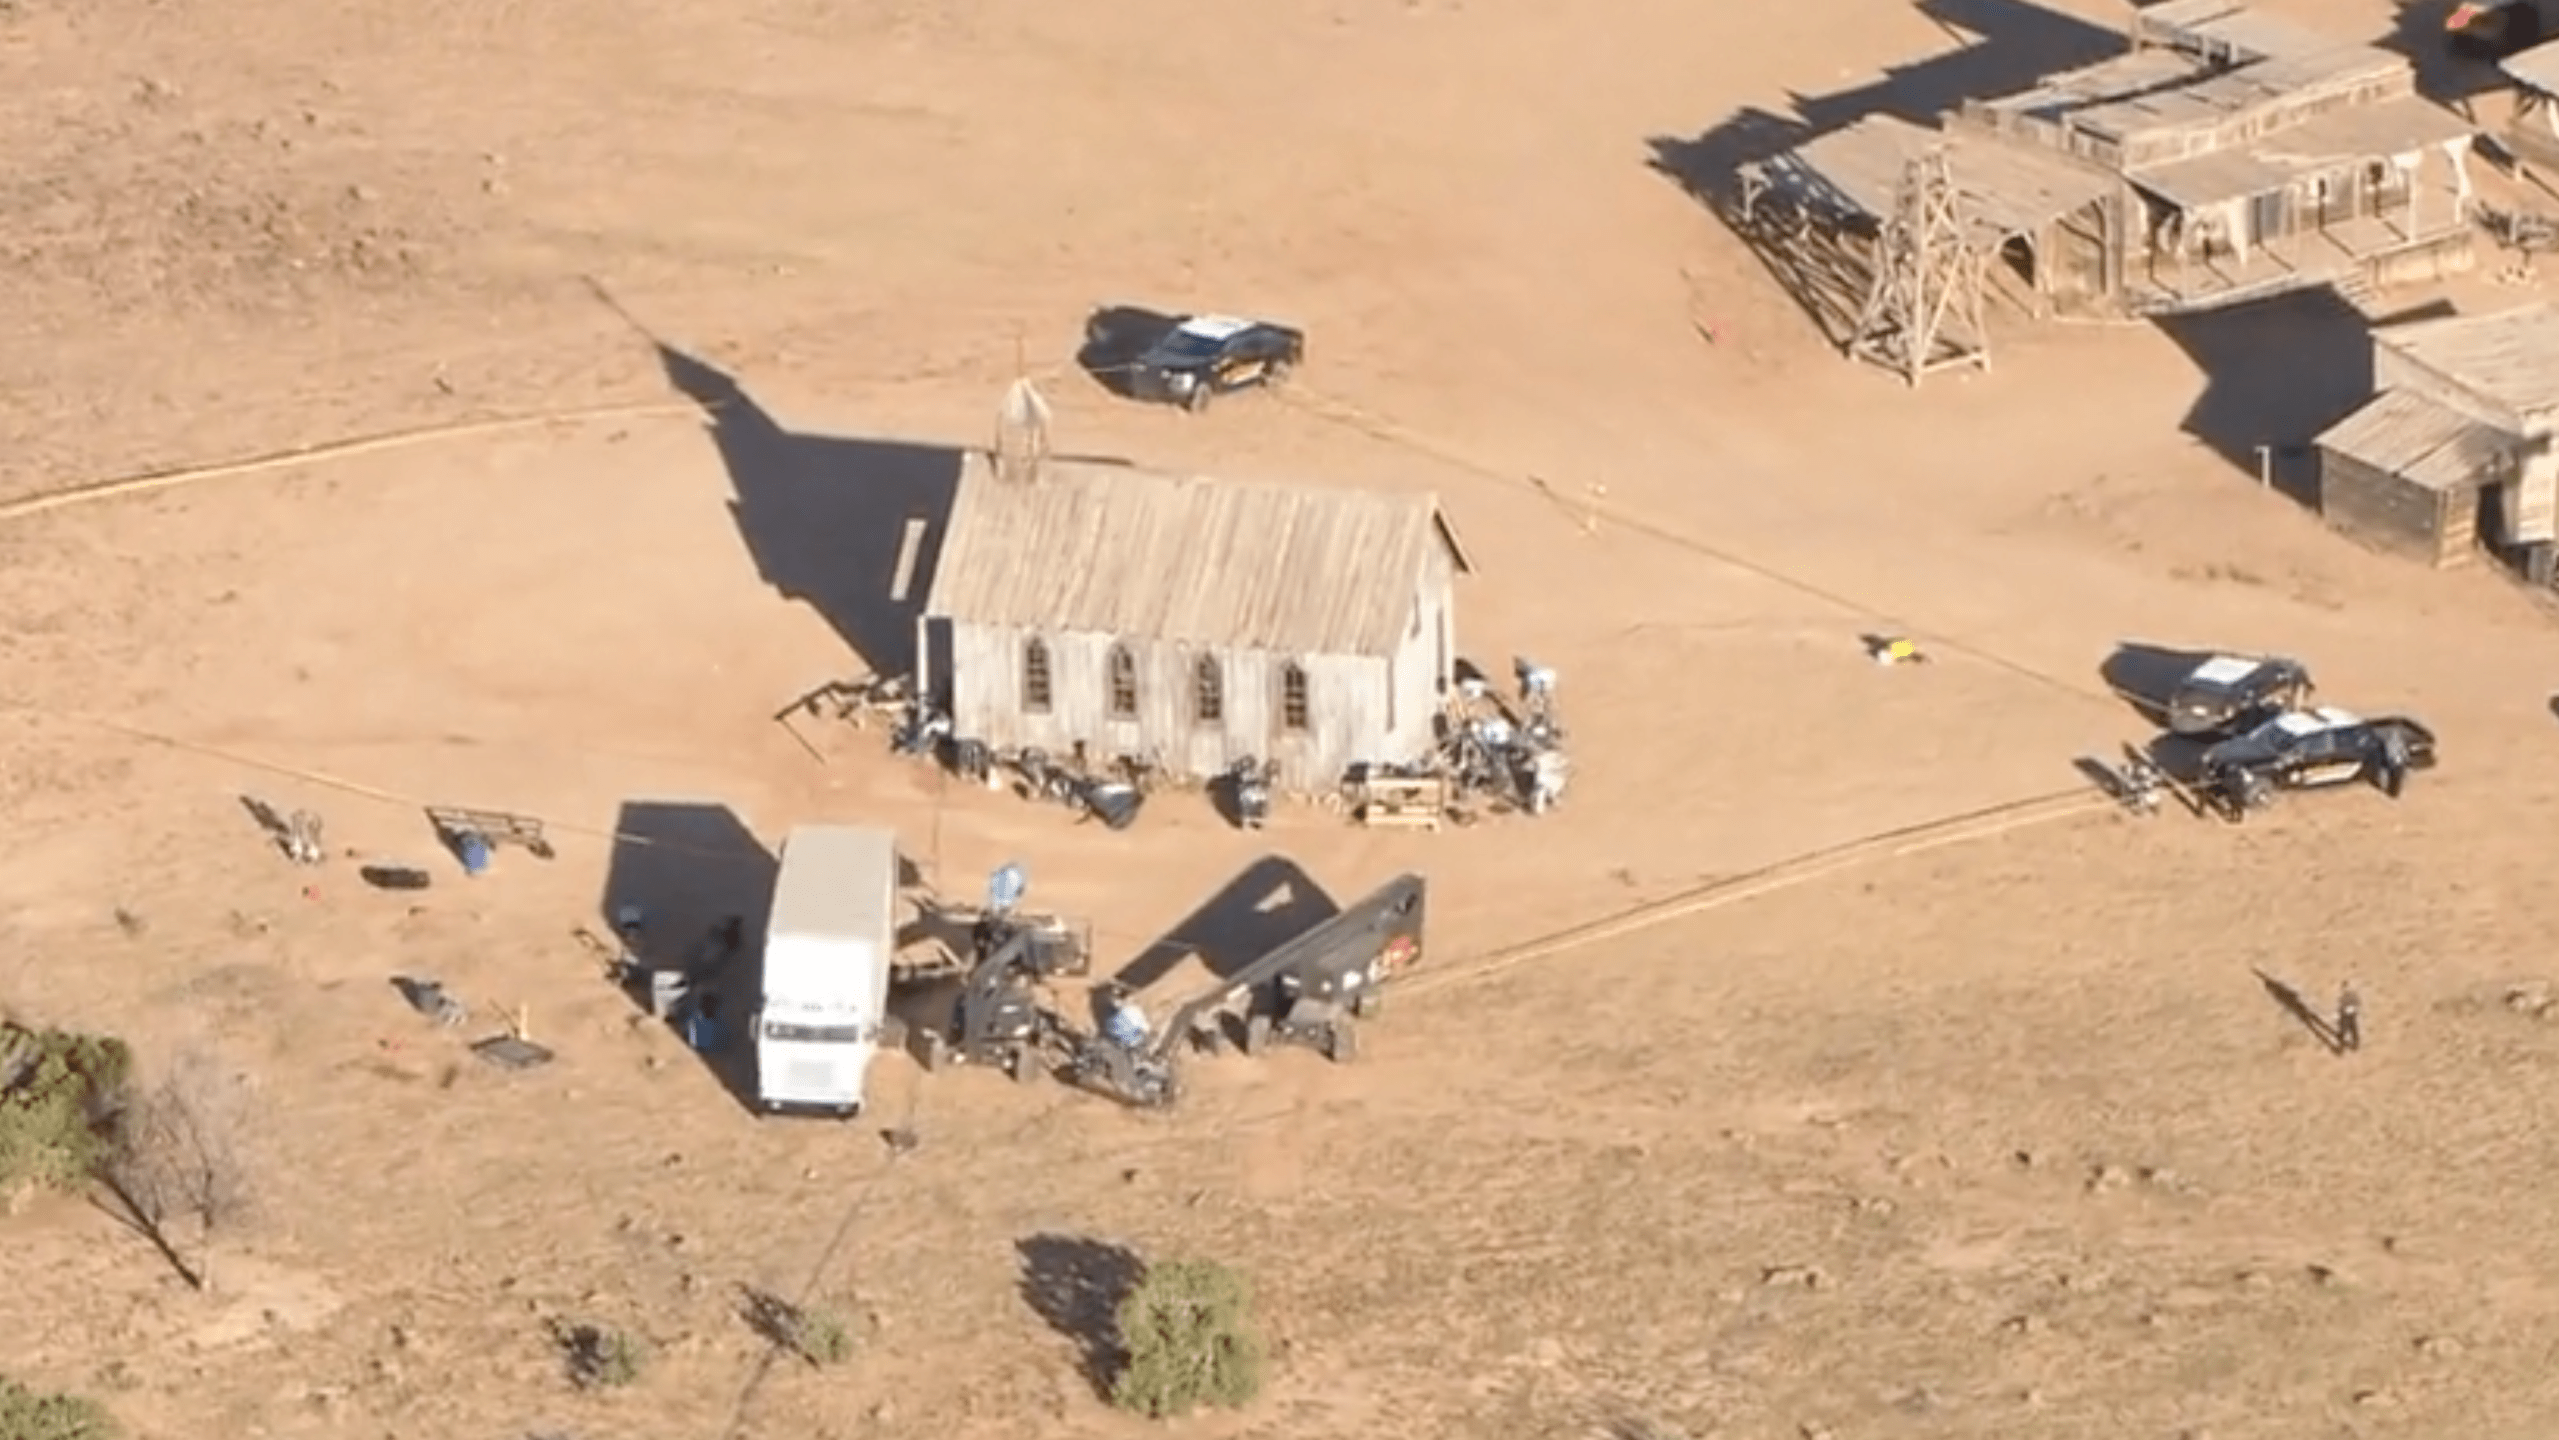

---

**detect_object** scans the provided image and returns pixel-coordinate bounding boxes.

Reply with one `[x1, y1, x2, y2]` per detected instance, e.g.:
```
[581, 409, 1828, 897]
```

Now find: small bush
[741, 1288, 856, 1367]
[0, 1376, 121, 1440]
[0, 1024, 132, 1192]
[1109, 1258, 1264, 1418]
[792, 1306, 855, 1366]
[557, 1322, 646, 1389]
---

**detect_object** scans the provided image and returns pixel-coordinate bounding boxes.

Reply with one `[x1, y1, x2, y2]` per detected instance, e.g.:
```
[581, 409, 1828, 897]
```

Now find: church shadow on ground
[657, 342, 961, 681]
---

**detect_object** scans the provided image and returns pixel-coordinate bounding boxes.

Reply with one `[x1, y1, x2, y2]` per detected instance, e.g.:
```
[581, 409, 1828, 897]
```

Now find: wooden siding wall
[1968, 70, 2416, 173]
[2062, 122, 2124, 170]
[2363, 231, 2476, 289]
[2114, 74, 2415, 170]
[2510, 463, 2559, 547]
[943, 562, 1457, 792]
[2049, 207, 2110, 297]
[2316, 448, 2470, 566]
[1957, 103, 2069, 158]
[2122, 160, 2432, 259]
[1385, 542, 1459, 758]
[2371, 340, 2550, 544]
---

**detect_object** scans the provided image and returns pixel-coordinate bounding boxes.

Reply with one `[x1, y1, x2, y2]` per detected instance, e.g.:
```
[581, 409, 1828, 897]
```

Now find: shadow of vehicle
[2134, 731, 2217, 785]
[601, 799, 777, 1113]
[1110, 855, 1341, 994]
[1016, 1233, 1143, 1401]
[2099, 641, 2219, 726]
[1074, 305, 1184, 399]
[2378, 0, 2511, 112]
[657, 342, 961, 680]
[2071, 753, 2132, 802]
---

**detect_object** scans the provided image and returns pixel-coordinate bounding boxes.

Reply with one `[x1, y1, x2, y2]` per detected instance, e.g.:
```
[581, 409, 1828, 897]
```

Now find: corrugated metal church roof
[924, 454, 1472, 659]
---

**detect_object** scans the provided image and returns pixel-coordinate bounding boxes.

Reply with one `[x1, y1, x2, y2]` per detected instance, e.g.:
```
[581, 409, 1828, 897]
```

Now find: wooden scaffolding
[1847, 147, 1991, 387]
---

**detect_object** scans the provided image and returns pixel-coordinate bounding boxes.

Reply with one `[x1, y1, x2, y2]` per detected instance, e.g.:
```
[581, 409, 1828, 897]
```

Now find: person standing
[2378, 726, 2411, 800]
[2335, 981, 2362, 1054]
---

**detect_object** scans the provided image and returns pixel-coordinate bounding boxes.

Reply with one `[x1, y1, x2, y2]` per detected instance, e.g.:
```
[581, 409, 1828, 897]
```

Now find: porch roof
[2501, 39, 2559, 97]
[1747, 114, 2116, 244]
[2375, 303, 2559, 420]
[2314, 388, 2509, 492]
[2126, 96, 2475, 210]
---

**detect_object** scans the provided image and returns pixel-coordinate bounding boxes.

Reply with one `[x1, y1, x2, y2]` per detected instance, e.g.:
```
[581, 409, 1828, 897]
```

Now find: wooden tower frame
[1847, 147, 1991, 388]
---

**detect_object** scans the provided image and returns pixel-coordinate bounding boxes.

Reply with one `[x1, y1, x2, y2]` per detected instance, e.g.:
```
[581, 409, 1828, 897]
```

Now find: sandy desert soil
[9, 0, 2559, 1436]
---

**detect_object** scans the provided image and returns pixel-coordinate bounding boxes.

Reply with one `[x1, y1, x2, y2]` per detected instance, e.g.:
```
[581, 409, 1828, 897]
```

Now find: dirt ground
[9, 0, 2559, 1435]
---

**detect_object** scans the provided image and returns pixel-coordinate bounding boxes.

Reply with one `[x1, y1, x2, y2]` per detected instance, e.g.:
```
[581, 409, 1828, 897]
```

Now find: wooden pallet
[1356, 775, 1448, 830]
[425, 805, 556, 859]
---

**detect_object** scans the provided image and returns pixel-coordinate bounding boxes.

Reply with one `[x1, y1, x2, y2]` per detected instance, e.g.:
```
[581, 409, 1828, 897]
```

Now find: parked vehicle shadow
[601, 799, 777, 1113]
[1016, 1233, 1144, 1401]
[2135, 732, 2216, 785]
[1075, 305, 1183, 399]
[2100, 641, 2217, 726]
[2377, 0, 2508, 113]
[2071, 753, 2133, 801]
[656, 341, 961, 681]
[1110, 855, 1340, 994]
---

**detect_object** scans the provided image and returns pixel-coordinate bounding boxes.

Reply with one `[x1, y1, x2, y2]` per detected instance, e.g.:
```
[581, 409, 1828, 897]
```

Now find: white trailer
[755, 824, 900, 1115]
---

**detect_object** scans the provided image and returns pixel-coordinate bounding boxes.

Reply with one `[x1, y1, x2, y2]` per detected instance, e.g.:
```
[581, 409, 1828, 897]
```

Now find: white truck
[754, 824, 900, 1116]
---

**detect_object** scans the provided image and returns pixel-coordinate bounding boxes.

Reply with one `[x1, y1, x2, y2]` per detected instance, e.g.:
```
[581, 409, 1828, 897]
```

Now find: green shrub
[0, 1376, 120, 1440]
[791, 1306, 855, 1366]
[742, 1288, 856, 1367]
[0, 1025, 131, 1192]
[1109, 1258, 1264, 1418]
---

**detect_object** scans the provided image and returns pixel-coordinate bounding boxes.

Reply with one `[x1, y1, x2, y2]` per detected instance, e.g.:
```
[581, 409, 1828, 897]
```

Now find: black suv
[2196, 707, 2437, 820]
[1124, 314, 1305, 412]
[2164, 653, 2314, 737]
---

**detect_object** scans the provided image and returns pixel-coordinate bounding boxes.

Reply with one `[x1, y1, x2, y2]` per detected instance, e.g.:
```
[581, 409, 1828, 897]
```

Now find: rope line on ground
[0, 376, 2138, 997]
[0, 399, 719, 524]
[1272, 383, 2116, 709]
[27, 710, 767, 861]
[1403, 786, 2109, 998]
